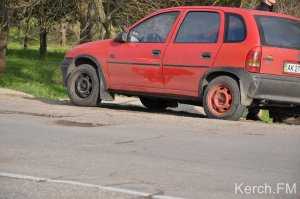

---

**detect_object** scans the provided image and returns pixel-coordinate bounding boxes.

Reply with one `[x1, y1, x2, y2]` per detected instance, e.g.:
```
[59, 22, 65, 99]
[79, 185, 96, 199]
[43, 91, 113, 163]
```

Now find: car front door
[108, 11, 180, 92]
[162, 10, 223, 97]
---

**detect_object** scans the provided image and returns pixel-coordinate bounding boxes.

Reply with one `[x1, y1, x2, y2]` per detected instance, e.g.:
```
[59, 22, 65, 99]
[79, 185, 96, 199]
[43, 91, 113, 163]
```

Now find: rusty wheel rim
[207, 84, 233, 116]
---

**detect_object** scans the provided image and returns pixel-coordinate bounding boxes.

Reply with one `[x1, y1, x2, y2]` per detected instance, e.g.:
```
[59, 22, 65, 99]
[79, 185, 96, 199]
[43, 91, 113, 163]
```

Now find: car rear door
[108, 11, 180, 92]
[162, 9, 224, 97]
[256, 16, 300, 77]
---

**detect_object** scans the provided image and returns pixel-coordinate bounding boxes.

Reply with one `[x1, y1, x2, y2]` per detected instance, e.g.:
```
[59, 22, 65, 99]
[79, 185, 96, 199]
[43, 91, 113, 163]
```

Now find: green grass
[0, 43, 69, 100]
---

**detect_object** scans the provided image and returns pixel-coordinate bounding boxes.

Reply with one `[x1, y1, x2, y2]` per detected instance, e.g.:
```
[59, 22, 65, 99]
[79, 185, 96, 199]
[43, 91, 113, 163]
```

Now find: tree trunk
[23, 35, 29, 49]
[93, 0, 107, 39]
[102, 21, 112, 39]
[72, 22, 81, 42]
[60, 22, 67, 47]
[93, 0, 120, 39]
[0, 0, 8, 73]
[0, 31, 7, 73]
[23, 16, 31, 49]
[78, 1, 93, 44]
[39, 26, 47, 58]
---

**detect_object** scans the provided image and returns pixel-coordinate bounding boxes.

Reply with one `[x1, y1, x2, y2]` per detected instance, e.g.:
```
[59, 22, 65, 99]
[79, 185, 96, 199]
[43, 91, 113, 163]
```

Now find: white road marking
[0, 172, 185, 199]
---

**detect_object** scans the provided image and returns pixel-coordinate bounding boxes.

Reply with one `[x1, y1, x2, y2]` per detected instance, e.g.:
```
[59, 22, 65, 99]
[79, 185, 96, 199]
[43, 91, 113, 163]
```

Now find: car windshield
[256, 16, 300, 50]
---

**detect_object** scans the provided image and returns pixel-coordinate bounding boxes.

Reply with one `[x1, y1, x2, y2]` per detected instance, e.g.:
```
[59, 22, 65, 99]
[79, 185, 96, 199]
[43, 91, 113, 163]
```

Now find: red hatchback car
[61, 6, 300, 121]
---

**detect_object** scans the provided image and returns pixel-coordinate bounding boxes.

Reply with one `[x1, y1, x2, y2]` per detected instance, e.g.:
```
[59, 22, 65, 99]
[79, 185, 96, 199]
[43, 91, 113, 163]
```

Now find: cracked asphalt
[0, 88, 300, 199]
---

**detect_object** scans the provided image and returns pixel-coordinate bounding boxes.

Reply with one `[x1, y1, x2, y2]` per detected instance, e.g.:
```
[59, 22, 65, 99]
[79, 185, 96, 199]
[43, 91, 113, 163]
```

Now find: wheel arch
[73, 55, 114, 101]
[74, 55, 105, 86]
[199, 68, 254, 106]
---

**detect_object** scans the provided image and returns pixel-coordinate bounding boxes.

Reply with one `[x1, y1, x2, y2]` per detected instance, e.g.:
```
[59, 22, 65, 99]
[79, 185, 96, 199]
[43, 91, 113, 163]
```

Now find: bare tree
[32, 0, 76, 57]
[76, 0, 94, 43]
[60, 20, 68, 47]
[20, 6, 34, 49]
[93, 0, 127, 39]
[1, 0, 38, 72]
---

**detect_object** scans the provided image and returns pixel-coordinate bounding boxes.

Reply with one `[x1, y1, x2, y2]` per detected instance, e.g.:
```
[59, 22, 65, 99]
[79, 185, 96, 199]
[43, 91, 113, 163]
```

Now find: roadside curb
[0, 172, 185, 199]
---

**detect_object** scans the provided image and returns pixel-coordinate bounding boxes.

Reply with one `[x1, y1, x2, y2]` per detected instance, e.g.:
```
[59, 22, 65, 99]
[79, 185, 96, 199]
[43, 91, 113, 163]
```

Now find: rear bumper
[248, 73, 300, 105]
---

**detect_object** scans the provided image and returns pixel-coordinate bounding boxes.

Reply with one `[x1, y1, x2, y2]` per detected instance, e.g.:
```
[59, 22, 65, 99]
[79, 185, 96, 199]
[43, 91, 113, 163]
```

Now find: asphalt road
[0, 89, 300, 199]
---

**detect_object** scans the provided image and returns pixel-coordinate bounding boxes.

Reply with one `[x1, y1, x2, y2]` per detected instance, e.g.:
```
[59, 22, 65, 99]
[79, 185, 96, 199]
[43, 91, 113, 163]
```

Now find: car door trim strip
[107, 61, 160, 67]
[164, 64, 210, 68]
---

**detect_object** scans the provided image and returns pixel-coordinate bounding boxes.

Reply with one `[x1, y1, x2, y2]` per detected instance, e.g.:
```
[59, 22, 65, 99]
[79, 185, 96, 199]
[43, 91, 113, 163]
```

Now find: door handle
[201, 52, 211, 59]
[152, 50, 161, 57]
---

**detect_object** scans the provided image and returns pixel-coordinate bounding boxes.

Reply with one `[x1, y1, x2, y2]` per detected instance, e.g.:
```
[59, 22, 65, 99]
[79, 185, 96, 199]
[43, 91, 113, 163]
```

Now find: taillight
[246, 46, 262, 73]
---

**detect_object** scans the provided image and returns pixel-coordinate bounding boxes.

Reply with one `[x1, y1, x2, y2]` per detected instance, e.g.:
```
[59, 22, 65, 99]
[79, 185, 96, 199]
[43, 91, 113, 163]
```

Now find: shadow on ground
[25, 96, 206, 119]
[99, 103, 206, 119]
[22, 96, 300, 125]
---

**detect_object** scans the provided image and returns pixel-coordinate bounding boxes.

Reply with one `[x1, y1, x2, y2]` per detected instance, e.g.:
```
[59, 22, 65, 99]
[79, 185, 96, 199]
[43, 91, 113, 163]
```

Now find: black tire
[203, 76, 246, 121]
[140, 97, 169, 111]
[67, 64, 100, 107]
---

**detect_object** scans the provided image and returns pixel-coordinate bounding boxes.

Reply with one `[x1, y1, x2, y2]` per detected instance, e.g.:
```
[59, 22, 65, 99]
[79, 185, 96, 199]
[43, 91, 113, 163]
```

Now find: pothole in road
[54, 120, 107, 127]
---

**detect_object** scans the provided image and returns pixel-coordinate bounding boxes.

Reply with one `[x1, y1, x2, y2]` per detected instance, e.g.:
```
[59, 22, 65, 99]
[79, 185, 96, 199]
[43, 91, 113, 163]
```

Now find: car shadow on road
[99, 102, 206, 119]
[28, 97, 206, 119]
[22, 97, 300, 125]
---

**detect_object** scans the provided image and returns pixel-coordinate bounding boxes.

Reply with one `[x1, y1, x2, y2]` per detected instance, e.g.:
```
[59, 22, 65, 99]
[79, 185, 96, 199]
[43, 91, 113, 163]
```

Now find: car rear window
[256, 16, 300, 50]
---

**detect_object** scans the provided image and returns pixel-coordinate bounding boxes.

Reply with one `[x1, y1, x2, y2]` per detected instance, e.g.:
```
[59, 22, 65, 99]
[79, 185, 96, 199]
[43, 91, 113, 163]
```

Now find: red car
[61, 6, 300, 121]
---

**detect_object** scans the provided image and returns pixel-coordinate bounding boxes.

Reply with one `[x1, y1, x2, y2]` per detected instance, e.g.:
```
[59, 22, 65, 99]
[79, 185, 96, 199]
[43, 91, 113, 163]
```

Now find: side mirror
[114, 32, 128, 43]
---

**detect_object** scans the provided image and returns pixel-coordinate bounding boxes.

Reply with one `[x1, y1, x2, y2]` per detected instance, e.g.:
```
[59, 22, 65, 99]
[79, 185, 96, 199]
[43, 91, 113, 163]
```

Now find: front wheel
[67, 64, 100, 106]
[203, 76, 246, 121]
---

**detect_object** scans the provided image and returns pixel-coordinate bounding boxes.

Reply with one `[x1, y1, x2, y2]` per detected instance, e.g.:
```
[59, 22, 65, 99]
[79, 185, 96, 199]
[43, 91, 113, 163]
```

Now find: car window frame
[224, 13, 247, 43]
[174, 11, 221, 44]
[255, 15, 300, 50]
[127, 11, 180, 44]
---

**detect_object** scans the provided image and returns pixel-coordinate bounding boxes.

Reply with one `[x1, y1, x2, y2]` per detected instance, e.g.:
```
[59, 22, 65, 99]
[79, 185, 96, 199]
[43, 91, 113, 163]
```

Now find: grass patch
[0, 43, 68, 100]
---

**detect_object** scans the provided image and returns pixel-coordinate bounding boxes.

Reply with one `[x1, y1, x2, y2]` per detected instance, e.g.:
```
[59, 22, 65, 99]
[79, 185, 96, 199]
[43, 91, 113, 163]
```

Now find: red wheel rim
[207, 84, 233, 116]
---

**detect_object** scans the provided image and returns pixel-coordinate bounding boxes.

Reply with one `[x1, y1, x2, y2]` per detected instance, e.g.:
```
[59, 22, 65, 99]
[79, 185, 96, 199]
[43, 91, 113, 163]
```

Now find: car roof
[156, 6, 299, 21]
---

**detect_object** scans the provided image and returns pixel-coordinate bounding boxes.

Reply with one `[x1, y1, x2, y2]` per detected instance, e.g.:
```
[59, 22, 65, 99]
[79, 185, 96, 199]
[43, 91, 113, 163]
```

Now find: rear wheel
[203, 76, 246, 121]
[67, 64, 100, 106]
[140, 97, 170, 111]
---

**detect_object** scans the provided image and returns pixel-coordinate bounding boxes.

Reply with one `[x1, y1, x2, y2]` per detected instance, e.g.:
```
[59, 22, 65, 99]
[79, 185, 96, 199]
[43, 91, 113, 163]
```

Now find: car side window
[175, 12, 220, 43]
[224, 13, 247, 43]
[128, 12, 179, 43]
